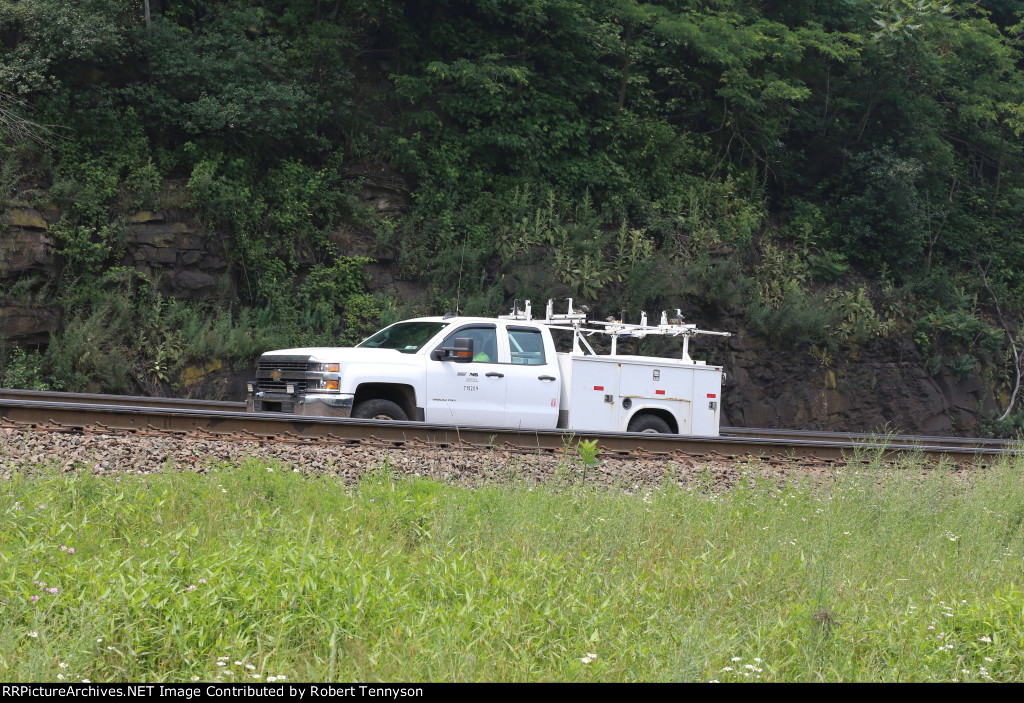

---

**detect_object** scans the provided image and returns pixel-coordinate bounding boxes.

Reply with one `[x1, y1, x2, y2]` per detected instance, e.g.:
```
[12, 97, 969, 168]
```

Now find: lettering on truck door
[502, 325, 559, 429]
[425, 324, 506, 426]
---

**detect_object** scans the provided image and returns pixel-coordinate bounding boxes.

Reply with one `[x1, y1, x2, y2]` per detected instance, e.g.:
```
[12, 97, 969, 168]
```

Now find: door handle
[486, 372, 505, 378]
[538, 375, 556, 381]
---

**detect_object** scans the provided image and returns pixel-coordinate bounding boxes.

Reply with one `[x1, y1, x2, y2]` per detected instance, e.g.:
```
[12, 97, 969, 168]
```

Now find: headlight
[309, 362, 340, 373]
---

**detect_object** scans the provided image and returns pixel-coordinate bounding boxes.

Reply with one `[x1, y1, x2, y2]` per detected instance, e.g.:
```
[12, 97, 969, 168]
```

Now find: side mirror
[430, 337, 474, 362]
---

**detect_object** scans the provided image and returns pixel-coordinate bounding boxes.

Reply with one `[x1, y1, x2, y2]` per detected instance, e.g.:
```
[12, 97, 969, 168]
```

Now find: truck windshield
[357, 321, 449, 353]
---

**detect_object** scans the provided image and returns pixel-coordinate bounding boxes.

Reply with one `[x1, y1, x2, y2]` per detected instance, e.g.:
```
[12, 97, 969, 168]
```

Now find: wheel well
[629, 408, 678, 433]
[354, 383, 416, 419]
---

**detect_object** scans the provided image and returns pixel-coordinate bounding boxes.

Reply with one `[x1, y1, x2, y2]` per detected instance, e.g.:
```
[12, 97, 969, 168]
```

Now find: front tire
[628, 413, 671, 434]
[352, 399, 408, 421]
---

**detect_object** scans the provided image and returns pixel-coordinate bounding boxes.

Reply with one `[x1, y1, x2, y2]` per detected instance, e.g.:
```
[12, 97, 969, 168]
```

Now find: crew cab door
[424, 324, 506, 426]
[502, 325, 560, 429]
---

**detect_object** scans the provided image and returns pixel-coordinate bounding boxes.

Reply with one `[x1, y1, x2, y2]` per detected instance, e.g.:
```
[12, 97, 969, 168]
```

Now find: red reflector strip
[707, 393, 717, 398]
[593, 386, 604, 391]
[655, 390, 665, 395]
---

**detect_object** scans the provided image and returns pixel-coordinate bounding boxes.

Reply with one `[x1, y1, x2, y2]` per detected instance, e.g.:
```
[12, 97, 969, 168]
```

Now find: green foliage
[555, 249, 612, 300]
[826, 286, 889, 345]
[913, 305, 1005, 386]
[186, 156, 268, 269]
[807, 251, 851, 282]
[977, 411, 1024, 439]
[296, 257, 380, 345]
[746, 287, 838, 348]
[40, 270, 305, 394]
[123, 3, 340, 158]
[493, 187, 568, 260]
[754, 242, 808, 308]
[45, 291, 135, 393]
[0, 0, 129, 98]
[681, 254, 751, 314]
[0, 343, 52, 390]
[47, 156, 125, 277]
[575, 439, 601, 468]
[947, 353, 979, 382]
[4, 0, 1024, 408]
[653, 177, 764, 260]
[916, 308, 1004, 356]
[186, 153, 348, 306]
[5, 458, 1024, 680]
[833, 147, 934, 276]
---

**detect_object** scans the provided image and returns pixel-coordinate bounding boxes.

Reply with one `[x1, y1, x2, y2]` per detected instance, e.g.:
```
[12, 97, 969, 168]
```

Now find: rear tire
[352, 399, 408, 421]
[628, 413, 671, 434]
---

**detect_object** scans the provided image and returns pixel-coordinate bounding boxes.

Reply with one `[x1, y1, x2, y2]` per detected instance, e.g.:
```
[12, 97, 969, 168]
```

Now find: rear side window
[508, 328, 546, 365]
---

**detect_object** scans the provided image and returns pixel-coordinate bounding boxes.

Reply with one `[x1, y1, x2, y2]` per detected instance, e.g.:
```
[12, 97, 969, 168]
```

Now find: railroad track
[0, 388, 1017, 464]
[0, 388, 245, 412]
[721, 426, 1013, 451]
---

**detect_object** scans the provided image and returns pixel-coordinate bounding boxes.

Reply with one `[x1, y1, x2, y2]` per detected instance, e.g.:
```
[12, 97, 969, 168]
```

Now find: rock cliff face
[1, 208, 61, 345]
[122, 211, 232, 299]
[712, 330, 998, 435]
[0, 207, 232, 302]
[0, 204, 1002, 435]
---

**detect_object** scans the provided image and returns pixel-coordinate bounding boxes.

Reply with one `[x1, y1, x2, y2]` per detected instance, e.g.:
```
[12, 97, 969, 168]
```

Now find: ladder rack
[500, 299, 731, 362]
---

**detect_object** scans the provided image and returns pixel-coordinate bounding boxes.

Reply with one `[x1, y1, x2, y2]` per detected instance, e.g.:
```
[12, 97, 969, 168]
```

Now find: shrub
[0, 343, 52, 390]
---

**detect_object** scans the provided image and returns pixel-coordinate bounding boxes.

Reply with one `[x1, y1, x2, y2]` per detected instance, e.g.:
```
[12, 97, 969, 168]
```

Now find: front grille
[257, 360, 308, 374]
[254, 355, 339, 396]
[256, 356, 310, 394]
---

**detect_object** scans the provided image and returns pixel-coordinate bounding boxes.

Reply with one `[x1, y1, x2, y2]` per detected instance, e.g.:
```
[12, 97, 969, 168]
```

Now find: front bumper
[247, 389, 354, 418]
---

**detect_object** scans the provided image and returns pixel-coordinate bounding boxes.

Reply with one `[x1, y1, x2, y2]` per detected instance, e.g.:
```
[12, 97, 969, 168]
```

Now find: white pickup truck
[246, 300, 730, 435]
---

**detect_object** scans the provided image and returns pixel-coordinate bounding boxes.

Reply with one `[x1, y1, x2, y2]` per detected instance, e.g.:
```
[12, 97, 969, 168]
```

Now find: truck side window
[440, 326, 497, 362]
[508, 328, 546, 365]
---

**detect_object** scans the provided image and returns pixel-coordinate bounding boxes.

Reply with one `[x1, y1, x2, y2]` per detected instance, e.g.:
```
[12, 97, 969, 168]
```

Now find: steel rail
[0, 388, 245, 411]
[0, 397, 1015, 465]
[722, 426, 1013, 450]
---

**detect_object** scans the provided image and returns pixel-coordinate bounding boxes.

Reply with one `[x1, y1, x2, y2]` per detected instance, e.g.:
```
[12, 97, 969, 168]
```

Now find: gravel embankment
[0, 426, 845, 489]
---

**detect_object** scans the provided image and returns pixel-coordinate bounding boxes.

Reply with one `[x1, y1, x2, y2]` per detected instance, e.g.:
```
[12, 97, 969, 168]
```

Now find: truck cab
[247, 316, 562, 429]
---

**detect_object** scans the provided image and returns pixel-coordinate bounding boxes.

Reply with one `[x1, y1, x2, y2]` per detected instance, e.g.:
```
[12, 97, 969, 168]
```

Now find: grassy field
[2, 448, 1024, 682]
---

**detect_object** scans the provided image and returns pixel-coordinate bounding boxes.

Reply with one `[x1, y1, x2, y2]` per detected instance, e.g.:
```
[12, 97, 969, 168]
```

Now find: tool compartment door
[564, 357, 622, 433]
[618, 360, 694, 434]
[690, 365, 723, 435]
